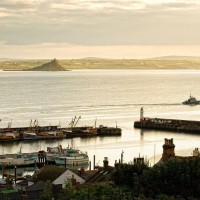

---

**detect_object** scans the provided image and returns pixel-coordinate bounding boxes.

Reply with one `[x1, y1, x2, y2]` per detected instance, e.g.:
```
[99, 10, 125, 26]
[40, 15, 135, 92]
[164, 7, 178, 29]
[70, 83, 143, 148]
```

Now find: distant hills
[1, 56, 200, 70]
[147, 56, 200, 60]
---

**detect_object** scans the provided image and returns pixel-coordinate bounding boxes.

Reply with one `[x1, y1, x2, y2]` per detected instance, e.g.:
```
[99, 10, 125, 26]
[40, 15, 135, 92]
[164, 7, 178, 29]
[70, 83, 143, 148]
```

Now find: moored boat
[0, 131, 20, 141]
[55, 147, 89, 166]
[23, 132, 37, 140]
[0, 147, 37, 168]
[46, 144, 89, 166]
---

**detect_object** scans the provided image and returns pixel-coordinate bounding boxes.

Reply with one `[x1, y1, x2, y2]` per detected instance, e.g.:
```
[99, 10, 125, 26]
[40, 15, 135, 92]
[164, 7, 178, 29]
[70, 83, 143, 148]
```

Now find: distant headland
[1, 58, 68, 71]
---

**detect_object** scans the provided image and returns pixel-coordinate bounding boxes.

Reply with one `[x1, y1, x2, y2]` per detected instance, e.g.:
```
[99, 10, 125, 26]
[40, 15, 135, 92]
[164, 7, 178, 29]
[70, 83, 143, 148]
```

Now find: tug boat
[182, 94, 200, 105]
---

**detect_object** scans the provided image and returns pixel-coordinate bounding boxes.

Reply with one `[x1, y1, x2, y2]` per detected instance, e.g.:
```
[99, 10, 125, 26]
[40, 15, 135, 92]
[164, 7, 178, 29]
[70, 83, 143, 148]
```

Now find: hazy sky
[1, 0, 200, 59]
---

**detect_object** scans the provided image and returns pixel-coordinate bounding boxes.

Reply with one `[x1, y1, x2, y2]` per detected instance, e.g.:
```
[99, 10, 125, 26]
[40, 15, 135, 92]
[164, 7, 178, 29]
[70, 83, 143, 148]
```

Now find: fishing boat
[0, 147, 37, 168]
[0, 131, 20, 141]
[23, 132, 37, 140]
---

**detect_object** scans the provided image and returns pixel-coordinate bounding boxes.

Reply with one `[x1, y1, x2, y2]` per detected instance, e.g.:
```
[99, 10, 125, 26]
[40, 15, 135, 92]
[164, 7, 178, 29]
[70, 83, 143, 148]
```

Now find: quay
[0, 118, 122, 142]
[134, 107, 200, 134]
[62, 125, 122, 138]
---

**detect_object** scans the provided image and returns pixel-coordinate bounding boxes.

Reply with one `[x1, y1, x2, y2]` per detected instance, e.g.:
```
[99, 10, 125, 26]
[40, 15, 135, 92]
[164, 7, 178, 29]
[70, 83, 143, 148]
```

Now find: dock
[134, 108, 200, 134]
[0, 119, 122, 142]
[62, 125, 122, 138]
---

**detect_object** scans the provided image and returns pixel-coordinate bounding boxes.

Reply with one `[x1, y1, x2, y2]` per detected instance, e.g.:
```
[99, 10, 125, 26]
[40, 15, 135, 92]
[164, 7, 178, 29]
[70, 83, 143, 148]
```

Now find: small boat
[182, 94, 200, 105]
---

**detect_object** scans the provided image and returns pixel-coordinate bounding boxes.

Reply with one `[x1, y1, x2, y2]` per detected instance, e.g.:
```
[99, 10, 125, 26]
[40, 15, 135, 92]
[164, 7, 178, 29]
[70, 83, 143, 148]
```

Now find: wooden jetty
[134, 107, 200, 134]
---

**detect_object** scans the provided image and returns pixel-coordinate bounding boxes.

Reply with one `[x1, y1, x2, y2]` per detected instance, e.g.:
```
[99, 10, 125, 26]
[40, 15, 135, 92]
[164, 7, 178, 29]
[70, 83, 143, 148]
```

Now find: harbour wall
[134, 117, 200, 133]
[0, 125, 122, 142]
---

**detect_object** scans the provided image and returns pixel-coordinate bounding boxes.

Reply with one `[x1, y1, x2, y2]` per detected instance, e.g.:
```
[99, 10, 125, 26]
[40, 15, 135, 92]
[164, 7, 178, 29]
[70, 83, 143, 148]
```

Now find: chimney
[80, 167, 85, 174]
[21, 190, 28, 200]
[162, 138, 175, 160]
[103, 157, 109, 168]
[71, 175, 76, 186]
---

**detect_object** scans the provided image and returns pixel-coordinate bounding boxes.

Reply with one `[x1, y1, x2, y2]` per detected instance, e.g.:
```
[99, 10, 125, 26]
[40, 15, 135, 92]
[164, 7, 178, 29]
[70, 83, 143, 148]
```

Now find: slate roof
[30, 165, 67, 182]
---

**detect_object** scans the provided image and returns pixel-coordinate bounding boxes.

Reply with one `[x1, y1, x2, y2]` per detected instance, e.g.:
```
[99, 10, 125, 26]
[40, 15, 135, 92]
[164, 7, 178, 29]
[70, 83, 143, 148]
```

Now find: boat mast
[94, 117, 97, 128]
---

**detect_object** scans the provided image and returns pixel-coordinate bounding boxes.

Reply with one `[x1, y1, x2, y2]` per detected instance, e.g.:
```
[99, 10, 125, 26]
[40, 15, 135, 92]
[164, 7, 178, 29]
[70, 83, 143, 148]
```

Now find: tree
[40, 180, 54, 200]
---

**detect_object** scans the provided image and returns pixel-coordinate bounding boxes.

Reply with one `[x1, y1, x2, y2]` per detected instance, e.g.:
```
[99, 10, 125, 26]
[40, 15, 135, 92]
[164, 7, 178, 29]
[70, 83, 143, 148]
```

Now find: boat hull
[55, 156, 89, 166]
[0, 157, 36, 168]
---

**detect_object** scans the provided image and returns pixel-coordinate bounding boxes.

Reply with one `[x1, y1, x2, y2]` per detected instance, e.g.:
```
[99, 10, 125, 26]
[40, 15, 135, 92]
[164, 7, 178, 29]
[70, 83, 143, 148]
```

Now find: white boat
[55, 147, 89, 166]
[0, 147, 37, 168]
[23, 132, 37, 140]
[46, 145, 63, 162]
[46, 145, 89, 166]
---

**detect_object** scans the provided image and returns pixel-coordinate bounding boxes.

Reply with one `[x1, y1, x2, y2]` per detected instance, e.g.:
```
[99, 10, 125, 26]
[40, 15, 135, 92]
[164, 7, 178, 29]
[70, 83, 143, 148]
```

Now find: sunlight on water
[1, 70, 200, 168]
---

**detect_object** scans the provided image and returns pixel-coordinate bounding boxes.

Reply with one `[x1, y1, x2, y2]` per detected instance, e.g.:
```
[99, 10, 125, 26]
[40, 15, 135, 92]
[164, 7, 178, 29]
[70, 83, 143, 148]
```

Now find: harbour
[1, 70, 200, 168]
[0, 121, 122, 142]
[2, 2, 200, 198]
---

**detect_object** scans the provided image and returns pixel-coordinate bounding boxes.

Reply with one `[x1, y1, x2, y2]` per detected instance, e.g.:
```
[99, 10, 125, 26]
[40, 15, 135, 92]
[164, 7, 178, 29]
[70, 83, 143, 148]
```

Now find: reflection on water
[0, 167, 35, 179]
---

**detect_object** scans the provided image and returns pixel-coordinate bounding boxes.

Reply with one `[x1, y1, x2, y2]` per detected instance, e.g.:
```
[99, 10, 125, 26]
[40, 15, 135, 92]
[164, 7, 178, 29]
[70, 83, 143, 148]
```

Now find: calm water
[1, 70, 200, 169]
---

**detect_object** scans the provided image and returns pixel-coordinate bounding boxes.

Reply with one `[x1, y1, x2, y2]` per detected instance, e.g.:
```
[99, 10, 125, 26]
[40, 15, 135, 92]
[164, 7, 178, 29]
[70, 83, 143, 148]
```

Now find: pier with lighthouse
[134, 107, 200, 134]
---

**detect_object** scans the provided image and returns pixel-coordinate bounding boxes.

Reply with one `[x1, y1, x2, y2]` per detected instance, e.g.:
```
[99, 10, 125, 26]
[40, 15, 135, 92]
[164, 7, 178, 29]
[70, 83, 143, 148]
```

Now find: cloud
[1, 0, 200, 47]
[1, 43, 200, 59]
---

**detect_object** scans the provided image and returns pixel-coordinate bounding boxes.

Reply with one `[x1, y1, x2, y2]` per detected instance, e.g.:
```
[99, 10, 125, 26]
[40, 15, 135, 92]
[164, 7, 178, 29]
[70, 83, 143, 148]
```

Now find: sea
[1, 69, 200, 176]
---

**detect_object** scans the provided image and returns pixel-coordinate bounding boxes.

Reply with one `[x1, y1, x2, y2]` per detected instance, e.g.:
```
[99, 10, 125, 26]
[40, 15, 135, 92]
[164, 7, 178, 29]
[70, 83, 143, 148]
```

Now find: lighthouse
[140, 107, 144, 121]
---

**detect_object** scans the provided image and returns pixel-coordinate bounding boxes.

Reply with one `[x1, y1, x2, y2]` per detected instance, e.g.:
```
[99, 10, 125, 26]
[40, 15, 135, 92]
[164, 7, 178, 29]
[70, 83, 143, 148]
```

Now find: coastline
[1, 58, 200, 70]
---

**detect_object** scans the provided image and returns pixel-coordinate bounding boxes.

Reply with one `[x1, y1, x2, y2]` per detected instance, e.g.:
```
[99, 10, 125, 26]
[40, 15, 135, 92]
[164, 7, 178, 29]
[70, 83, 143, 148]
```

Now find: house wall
[53, 169, 85, 188]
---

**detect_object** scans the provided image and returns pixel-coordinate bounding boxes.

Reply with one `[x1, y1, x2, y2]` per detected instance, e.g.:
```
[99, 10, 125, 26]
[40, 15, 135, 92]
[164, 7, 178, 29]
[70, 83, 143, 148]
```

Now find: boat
[23, 132, 37, 140]
[55, 147, 89, 166]
[0, 147, 37, 168]
[0, 131, 20, 141]
[46, 144, 89, 166]
[97, 125, 122, 136]
[182, 94, 200, 105]
[46, 145, 63, 163]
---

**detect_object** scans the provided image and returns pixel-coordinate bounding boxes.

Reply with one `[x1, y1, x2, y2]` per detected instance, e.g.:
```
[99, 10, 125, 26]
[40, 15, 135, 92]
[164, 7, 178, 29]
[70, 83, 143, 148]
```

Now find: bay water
[1, 69, 200, 171]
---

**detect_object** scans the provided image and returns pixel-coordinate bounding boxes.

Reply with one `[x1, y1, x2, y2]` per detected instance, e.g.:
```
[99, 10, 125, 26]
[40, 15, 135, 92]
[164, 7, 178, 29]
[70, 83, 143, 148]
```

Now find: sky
[1, 0, 200, 59]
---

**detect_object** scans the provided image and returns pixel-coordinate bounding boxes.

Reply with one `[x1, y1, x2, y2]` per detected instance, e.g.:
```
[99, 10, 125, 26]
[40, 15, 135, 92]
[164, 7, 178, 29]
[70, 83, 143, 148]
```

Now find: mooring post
[65, 158, 67, 168]
[34, 159, 37, 171]
[2, 163, 4, 179]
[14, 166, 17, 185]
[93, 155, 95, 170]
[89, 161, 91, 170]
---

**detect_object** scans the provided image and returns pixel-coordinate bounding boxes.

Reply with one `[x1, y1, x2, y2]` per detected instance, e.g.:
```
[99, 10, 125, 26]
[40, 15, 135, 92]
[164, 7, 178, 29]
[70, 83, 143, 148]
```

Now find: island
[24, 58, 67, 71]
